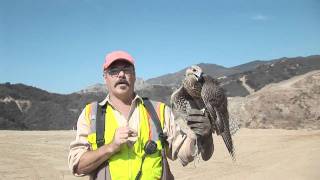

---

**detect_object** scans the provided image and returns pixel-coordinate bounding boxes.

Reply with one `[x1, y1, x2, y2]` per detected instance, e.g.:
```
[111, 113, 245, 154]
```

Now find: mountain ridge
[1, 55, 319, 130]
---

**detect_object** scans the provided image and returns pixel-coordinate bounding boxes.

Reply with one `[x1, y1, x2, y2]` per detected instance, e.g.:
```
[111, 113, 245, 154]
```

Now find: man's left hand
[186, 113, 212, 137]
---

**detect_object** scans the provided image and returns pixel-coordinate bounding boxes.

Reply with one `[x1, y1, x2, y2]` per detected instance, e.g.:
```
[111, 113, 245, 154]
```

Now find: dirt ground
[0, 128, 319, 180]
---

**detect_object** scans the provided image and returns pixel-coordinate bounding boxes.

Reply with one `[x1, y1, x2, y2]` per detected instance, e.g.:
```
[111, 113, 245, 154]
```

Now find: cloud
[251, 14, 269, 21]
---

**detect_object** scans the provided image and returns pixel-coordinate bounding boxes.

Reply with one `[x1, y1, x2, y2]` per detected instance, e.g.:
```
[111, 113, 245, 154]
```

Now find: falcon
[170, 65, 235, 161]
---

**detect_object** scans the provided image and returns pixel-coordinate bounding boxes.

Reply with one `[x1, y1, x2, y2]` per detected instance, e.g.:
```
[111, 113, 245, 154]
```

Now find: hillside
[243, 55, 320, 91]
[0, 83, 172, 130]
[145, 55, 320, 97]
[228, 70, 320, 130]
[1, 55, 319, 130]
[0, 83, 105, 130]
[146, 63, 240, 87]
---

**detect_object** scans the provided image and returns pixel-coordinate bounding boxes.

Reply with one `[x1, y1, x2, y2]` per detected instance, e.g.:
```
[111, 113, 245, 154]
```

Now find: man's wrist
[106, 142, 120, 155]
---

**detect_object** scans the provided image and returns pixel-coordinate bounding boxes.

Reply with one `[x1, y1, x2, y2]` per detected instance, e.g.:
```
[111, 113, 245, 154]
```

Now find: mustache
[114, 79, 129, 87]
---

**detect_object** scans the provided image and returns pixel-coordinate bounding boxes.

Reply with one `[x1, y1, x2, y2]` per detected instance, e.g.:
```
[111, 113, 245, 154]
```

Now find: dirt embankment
[228, 70, 320, 130]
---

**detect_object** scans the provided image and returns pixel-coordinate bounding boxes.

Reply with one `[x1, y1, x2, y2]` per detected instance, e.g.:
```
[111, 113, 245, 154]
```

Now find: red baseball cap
[103, 50, 135, 70]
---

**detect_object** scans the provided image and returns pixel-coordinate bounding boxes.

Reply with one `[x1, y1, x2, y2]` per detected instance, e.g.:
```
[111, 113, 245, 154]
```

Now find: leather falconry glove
[186, 108, 212, 137]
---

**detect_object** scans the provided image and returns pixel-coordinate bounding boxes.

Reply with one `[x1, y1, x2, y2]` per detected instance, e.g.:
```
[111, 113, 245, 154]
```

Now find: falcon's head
[183, 65, 203, 97]
[186, 65, 203, 82]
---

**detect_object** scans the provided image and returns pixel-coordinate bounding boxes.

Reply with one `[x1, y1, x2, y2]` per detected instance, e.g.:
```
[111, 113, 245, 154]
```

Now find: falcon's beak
[195, 72, 203, 82]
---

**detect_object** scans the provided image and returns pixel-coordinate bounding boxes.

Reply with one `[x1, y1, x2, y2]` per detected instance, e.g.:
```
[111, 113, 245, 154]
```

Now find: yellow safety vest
[86, 100, 166, 180]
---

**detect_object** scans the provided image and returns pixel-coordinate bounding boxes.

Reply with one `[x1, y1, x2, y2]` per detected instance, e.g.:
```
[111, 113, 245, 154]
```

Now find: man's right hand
[76, 126, 137, 175]
[110, 127, 137, 152]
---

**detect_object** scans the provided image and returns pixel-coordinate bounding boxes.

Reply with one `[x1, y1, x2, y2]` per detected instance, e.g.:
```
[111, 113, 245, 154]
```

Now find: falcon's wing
[170, 86, 188, 117]
[201, 76, 235, 161]
[171, 85, 214, 161]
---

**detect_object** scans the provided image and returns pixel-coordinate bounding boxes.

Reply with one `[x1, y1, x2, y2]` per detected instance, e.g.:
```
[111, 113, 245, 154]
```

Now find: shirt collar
[98, 93, 143, 107]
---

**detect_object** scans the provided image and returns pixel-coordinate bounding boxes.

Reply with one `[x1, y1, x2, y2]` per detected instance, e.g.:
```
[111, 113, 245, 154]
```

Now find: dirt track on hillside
[0, 128, 319, 180]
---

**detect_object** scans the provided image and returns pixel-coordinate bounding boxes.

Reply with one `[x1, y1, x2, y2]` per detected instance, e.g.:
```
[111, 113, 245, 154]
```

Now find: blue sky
[1, 0, 319, 94]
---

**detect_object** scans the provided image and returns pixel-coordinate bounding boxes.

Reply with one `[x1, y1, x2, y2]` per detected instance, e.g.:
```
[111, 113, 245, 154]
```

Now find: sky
[1, 0, 319, 94]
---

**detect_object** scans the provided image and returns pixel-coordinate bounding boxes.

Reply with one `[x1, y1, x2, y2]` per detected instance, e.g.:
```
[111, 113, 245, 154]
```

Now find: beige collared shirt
[68, 94, 198, 176]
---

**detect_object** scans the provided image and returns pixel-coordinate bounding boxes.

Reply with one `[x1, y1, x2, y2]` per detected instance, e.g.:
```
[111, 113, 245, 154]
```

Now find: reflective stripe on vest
[86, 100, 166, 180]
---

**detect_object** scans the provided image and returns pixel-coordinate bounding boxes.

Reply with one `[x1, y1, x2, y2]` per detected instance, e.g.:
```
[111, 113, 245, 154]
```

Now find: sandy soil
[0, 128, 319, 180]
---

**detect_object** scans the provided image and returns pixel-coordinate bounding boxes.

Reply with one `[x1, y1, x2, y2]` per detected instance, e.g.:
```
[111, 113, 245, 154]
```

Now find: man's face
[104, 60, 136, 98]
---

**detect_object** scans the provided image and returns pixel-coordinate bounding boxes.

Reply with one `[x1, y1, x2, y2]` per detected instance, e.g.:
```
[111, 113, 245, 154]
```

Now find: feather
[171, 65, 236, 161]
[201, 75, 235, 161]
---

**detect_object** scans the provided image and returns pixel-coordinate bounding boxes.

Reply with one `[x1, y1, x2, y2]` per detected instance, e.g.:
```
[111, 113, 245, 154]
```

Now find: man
[68, 50, 212, 180]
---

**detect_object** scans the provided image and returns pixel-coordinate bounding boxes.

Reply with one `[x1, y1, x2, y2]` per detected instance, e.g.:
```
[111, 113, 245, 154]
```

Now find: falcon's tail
[221, 130, 236, 161]
[213, 105, 236, 161]
[206, 104, 236, 161]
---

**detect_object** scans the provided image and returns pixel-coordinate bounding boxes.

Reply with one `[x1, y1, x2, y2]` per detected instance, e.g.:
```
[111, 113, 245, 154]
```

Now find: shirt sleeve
[68, 108, 91, 176]
[163, 106, 198, 166]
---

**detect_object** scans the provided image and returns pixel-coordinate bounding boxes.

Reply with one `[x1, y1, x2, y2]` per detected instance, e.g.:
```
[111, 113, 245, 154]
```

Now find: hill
[146, 63, 240, 87]
[144, 55, 320, 97]
[1, 55, 319, 130]
[228, 70, 320, 130]
[0, 83, 105, 130]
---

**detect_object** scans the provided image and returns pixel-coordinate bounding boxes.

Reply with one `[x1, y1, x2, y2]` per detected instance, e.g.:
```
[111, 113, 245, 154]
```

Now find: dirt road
[0, 128, 319, 180]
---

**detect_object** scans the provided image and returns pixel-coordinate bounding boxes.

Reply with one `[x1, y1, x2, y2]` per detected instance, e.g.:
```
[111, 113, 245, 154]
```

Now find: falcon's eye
[192, 69, 196, 72]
